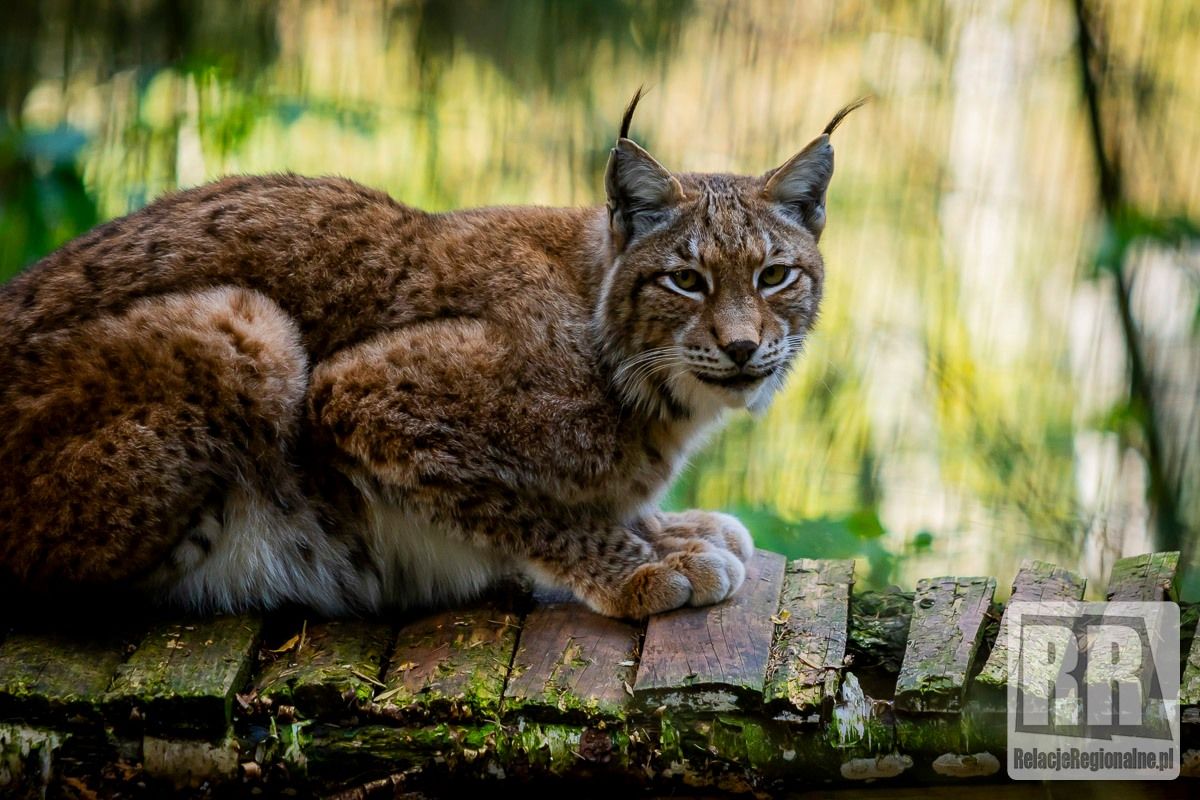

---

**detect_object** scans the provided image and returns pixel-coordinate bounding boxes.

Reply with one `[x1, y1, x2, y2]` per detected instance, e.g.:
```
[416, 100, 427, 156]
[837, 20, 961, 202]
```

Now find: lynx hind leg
[0, 286, 324, 601]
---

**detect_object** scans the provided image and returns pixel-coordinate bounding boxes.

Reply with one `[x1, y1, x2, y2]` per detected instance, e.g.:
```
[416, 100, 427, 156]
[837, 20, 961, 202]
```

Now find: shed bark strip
[0, 631, 130, 722]
[634, 549, 786, 713]
[1105, 551, 1180, 601]
[503, 599, 641, 722]
[255, 620, 394, 718]
[1182, 611, 1200, 725]
[377, 592, 524, 719]
[974, 560, 1086, 692]
[764, 558, 854, 719]
[106, 616, 261, 735]
[895, 576, 995, 713]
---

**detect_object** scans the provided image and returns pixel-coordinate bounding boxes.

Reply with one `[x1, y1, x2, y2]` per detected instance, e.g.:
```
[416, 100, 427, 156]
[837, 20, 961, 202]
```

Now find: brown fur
[0, 97, 861, 618]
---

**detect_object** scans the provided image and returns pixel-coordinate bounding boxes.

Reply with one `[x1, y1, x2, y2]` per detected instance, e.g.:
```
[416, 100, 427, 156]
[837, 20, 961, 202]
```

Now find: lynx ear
[763, 98, 866, 240]
[604, 89, 685, 248]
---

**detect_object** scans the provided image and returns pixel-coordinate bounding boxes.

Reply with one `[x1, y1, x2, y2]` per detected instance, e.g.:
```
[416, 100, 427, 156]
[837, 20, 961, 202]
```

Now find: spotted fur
[0, 97, 861, 618]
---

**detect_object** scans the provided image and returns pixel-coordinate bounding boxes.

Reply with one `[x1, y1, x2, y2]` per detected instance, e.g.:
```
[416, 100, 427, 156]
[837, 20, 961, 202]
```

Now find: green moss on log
[106, 616, 261, 735]
[0, 633, 128, 723]
[255, 620, 393, 718]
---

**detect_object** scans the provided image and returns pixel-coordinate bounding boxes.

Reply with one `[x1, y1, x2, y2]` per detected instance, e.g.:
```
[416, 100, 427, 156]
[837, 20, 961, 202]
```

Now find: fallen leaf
[623, 680, 635, 698]
[271, 634, 300, 654]
[350, 669, 386, 688]
[394, 661, 418, 672]
[618, 660, 636, 667]
[62, 777, 98, 800]
[373, 686, 405, 703]
[770, 609, 791, 625]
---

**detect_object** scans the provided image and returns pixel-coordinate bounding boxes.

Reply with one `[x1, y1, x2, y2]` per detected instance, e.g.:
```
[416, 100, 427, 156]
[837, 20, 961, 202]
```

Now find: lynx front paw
[614, 542, 746, 617]
[644, 510, 755, 564]
[590, 511, 754, 618]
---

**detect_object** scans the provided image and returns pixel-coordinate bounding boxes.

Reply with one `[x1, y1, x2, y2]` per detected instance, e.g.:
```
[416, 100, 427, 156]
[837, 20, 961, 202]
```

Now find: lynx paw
[615, 543, 746, 616]
[595, 510, 753, 617]
[645, 510, 754, 564]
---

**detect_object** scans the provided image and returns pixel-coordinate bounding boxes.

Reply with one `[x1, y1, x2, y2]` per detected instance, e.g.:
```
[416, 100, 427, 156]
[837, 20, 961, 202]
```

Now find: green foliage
[0, 125, 97, 282]
[729, 506, 897, 590]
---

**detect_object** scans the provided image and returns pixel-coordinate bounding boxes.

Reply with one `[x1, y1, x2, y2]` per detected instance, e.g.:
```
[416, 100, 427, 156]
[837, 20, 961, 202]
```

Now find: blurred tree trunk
[1072, 0, 1186, 556]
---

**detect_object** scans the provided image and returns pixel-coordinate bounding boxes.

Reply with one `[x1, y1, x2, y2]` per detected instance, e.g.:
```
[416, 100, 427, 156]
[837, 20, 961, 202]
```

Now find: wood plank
[106, 615, 261, 735]
[973, 560, 1086, 693]
[0, 631, 130, 723]
[503, 595, 641, 722]
[1183, 610, 1200, 725]
[255, 620, 394, 718]
[895, 576, 995, 713]
[764, 558, 853, 719]
[1105, 551, 1180, 601]
[376, 594, 523, 720]
[634, 549, 786, 713]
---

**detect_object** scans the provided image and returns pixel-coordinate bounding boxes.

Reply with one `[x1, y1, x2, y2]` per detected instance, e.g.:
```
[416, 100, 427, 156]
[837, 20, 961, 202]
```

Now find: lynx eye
[758, 263, 791, 289]
[667, 269, 705, 293]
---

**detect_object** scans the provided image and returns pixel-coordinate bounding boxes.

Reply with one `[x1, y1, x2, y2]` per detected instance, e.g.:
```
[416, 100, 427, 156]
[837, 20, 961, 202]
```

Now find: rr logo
[1007, 601, 1179, 779]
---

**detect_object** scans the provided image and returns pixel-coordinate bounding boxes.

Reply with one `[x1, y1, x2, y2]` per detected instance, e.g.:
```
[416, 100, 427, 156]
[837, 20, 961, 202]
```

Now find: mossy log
[0, 550, 1192, 796]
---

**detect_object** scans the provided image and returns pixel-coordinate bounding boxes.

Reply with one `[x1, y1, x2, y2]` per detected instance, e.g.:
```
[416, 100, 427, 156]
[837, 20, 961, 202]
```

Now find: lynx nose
[722, 339, 759, 367]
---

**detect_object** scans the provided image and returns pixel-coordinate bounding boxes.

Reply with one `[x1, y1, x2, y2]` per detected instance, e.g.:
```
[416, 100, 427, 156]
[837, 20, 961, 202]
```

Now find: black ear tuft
[763, 98, 867, 240]
[620, 87, 645, 141]
[605, 87, 684, 249]
[823, 96, 870, 137]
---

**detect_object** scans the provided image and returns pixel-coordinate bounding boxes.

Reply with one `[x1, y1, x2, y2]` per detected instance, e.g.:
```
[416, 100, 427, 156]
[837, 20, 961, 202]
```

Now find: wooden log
[0, 723, 64, 796]
[1184, 607, 1200, 770]
[1105, 551, 1180, 601]
[827, 670, 897, 761]
[1184, 610, 1200, 723]
[973, 560, 1086, 694]
[764, 558, 854, 720]
[503, 595, 641, 722]
[299, 720, 644, 787]
[255, 620, 394, 719]
[634, 549, 786, 713]
[0, 631, 129, 724]
[895, 576, 996, 714]
[375, 592, 523, 721]
[963, 560, 1085, 753]
[106, 616, 261, 736]
[894, 576, 995, 759]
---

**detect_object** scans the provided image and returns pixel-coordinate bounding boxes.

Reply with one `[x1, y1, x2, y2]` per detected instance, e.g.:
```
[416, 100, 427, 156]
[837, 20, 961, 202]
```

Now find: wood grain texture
[106, 616, 261, 735]
[503, 598, 641, 721]
[634, 549, 786, 713]
[377, 594, 523, 719]
[974, 560, 1086, 692]
[895, 576, 995, 713]
[1182, 610, 1200, 725]
[1105, 551, 1180, 601]
[0, 631, 130, 722]
[255, 620, 394, 718]
[764, 558, 853, 719]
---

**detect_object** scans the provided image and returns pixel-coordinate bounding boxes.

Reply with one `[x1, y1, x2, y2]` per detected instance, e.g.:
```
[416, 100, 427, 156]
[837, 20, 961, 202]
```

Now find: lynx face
[598, 93, 860, 418]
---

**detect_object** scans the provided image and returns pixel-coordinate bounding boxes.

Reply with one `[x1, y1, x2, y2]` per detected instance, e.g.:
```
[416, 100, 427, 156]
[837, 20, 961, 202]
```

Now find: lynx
[0, 93, 861, 618]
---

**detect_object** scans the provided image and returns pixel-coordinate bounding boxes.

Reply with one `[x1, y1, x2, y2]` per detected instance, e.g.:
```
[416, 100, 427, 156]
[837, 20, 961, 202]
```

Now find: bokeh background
[2, 0, 1197, 598]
